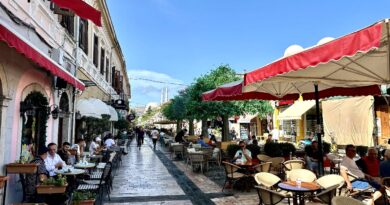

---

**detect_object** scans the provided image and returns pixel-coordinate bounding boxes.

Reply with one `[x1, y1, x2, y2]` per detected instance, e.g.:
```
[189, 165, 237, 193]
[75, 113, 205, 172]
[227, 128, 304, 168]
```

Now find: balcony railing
[77, 48, 118, 99]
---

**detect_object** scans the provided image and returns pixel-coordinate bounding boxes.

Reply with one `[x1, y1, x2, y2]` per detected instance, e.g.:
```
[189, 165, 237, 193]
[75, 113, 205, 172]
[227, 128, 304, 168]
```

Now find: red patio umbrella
[243, 19, 389, 175]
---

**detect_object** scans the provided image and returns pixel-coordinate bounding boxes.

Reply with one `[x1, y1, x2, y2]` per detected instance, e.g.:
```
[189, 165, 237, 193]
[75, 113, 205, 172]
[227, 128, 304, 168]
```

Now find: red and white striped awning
[0, 22, 85, 90]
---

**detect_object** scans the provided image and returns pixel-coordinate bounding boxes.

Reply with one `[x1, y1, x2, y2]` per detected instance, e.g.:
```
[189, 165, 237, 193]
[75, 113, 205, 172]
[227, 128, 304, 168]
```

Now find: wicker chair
[316, 174, 344, 189]
[252, 162, 272, 175]
[288, 169, 317, 182]
[222, 161, 246, 192]
[283, 160, 305, 180]
[254, 172, 281, 188]
[188, 152, 208, 173]
[258, 154, 272, 162]
[331, 196, 365, 205]
[255, 185, 289, 205]
[313, 184, 339, 205]
[266, 157, 285, 176]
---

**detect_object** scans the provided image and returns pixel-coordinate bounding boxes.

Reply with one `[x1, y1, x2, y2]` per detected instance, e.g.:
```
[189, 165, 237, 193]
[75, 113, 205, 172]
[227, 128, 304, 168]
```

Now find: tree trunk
[222, 114, 229, 142]
[201, 118, 208, 137]
[188, 118, 194, 135]
[176, 119, 182, 135]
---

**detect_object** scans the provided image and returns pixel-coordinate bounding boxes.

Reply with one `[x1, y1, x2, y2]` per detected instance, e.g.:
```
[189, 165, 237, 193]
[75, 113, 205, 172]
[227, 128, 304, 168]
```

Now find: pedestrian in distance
[151, 127, 159, 150]
[137, 127, 145, 150]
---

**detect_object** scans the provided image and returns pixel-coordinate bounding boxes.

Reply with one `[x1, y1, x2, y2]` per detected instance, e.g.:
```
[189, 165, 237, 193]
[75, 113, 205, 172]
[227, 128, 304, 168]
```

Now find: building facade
[0, 0, 130, 203]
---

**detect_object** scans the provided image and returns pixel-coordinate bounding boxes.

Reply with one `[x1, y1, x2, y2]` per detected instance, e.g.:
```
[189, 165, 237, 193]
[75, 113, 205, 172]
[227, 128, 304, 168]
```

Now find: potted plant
[72, 191, 96, 205]
[6, 144, 38, 174]
[0, 176, 9, 189]
[36, 175, 67, 194]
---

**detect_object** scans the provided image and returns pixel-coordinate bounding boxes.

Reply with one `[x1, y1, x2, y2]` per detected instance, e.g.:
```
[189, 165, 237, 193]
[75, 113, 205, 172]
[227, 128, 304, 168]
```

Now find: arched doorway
[58, 93, 70, 145]
[20, 91, 49, 155]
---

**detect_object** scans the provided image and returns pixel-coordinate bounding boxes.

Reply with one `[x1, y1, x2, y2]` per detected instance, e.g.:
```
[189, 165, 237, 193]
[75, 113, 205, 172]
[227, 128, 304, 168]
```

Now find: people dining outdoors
[25, 146, 49, 202]
[175, 129, 187, 143]
[57, 142, 71, 165]
[104, 133, 116, 148]
[361, 147, 380, 178]
[89, 136, 102, 155]
[233, 141, 252, 163]
[44, 143, 66, 177]
[72, 138, 86, 162]
[305, 141, 319, 172]
[207, 134, 217, 147]
[196, 135, 209, 147]
[340, 144, 384, 203]
[380, 149, 390, 178]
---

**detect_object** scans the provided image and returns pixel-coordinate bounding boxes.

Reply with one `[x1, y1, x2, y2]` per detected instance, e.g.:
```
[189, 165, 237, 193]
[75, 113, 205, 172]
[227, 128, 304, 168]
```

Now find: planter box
[36, 184, 67, 194]
[0, 176, 9, 189]
[72, 200, 95, 205]
[6, 163, 38, 174]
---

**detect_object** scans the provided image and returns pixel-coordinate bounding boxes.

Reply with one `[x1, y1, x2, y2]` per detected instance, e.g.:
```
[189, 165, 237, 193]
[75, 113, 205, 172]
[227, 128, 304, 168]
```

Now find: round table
[278, 181, 320, 205]
[55, 168, 85, 176]
[74, 163, 96, 169]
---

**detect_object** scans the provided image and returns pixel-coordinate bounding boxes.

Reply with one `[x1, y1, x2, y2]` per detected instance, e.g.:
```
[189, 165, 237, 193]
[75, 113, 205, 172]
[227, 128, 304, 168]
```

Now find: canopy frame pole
[314, 83, 324, 176]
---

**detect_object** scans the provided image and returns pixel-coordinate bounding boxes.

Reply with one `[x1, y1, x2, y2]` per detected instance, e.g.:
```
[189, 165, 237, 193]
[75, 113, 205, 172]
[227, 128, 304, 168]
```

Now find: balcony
[77, 48, 118, 99]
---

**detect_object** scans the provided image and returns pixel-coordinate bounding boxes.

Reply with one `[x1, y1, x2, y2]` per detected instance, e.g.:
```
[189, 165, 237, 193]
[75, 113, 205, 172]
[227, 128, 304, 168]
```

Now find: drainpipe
[70, 16, 80, 143]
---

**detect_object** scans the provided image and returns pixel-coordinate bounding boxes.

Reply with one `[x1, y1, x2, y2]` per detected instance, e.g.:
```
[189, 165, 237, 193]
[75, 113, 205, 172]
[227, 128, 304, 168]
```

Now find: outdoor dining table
[74, 162, 96, 169]
[278, 181, 321, 205]
[55, 168, 85, 176]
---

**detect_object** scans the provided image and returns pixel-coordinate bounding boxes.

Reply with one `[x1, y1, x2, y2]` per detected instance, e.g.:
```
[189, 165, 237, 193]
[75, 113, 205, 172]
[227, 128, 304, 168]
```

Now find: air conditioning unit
[51, 48, 64, 65]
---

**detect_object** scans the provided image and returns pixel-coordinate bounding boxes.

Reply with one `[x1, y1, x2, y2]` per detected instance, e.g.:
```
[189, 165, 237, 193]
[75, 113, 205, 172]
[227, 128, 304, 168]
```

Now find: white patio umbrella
[76, 99, 102, 119]
[107, 106, 118, 121]
[243, 19, 389, 175]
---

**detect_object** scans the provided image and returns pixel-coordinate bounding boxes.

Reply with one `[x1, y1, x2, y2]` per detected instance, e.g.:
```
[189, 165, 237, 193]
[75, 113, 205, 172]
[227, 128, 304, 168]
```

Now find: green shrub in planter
[264, 142, 282, 157]
[226, 144, 240, 159]
[279, 142, 296, 157]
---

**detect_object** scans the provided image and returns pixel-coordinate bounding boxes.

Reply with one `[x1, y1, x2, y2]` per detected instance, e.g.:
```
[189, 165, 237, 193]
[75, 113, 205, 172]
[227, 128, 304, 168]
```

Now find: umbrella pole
[314, 84, 324, 176]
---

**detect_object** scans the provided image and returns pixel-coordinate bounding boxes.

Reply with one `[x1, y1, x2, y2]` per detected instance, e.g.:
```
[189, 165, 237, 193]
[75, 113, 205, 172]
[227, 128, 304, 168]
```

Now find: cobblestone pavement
[105, 137, 321, 205]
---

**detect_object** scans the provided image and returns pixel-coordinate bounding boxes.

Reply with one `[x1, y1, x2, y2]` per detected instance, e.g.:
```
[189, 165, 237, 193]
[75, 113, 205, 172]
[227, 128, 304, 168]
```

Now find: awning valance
[278, 100, 315, 120]
[0, 22, 85, 90]
[238, 114, 258, 123]
[107, 106, 118, 122]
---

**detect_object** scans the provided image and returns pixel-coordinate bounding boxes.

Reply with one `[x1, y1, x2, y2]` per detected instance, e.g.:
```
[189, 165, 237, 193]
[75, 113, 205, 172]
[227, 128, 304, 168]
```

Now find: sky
[106, 0, 390, 107]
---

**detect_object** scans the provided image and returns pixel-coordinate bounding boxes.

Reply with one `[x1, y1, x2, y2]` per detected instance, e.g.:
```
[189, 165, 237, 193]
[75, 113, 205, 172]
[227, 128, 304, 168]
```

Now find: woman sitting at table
[207, 134, 217, 147]
[233, 141, 252, 163]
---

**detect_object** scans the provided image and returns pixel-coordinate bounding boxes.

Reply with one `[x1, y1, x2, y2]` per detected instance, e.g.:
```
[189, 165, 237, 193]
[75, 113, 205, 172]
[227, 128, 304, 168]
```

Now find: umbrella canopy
[76, 99, 102, 119]
[88, 98, 111, 117]
[242, 19, 389, 175]
[202, 80, 299, 101]
[243, 20, 386, 96]
[107, 106, 118, 121]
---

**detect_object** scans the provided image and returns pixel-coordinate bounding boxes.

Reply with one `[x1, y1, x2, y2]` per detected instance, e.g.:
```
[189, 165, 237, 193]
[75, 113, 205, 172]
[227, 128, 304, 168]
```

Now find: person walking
[137, 127, 145, 150]
[151, 127, 159, 150]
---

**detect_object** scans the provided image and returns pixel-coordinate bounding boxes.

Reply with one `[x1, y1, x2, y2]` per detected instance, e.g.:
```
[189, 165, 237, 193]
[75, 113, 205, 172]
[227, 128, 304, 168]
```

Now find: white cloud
[127, 69, 186, 106]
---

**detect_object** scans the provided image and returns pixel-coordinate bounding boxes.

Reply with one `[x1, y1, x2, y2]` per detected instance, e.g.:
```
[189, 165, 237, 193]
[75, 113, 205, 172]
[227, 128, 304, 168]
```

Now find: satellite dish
[284, 45, 304, 57]
[317, 37, 335, 45]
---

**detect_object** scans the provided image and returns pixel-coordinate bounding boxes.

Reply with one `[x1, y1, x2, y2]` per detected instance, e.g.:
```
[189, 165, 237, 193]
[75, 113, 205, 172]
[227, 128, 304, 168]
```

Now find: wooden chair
[222, 161, 246, 192]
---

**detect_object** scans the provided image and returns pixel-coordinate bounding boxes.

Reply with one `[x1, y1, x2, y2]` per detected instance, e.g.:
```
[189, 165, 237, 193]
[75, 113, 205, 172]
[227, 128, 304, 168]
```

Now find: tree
[162, 94, 187, 132]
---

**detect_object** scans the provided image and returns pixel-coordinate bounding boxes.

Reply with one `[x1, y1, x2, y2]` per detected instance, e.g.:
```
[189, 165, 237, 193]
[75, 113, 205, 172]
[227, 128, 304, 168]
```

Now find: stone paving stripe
[149, 143, 215, 205]
[108, 194, 189, 203]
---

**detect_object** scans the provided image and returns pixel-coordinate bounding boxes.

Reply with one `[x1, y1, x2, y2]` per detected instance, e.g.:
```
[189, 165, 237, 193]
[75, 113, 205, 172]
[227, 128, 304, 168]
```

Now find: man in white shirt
[233, 141, 252, 163]
[104, 134, 116, 148]
[44, 143, 66, 177]
[89, 136, 101, 155]
[340, 144, 384, 204]
[151, 128, 159, 150]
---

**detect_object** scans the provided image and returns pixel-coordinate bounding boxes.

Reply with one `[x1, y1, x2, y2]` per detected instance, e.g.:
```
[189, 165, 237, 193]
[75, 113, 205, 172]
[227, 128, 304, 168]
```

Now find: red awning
[0, 24, 85, 90]
[52, 0, 102, 27]
[244, 22, 382, 85]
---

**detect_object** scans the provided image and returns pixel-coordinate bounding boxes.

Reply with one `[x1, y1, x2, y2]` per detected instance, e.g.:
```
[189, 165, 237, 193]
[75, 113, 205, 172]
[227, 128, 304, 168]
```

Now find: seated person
[250, 140, 261, 161]
[208, 134, 217, 147]
[175, 129, 187, 143]
[72, 138, 86, 162]
[380, 149, 390, 178]
[89, 136, 102, 155]
[104, 133, 116, 148]
[305, 141, 319, 172]
[340, 144, 384, 200]
[57, 142, 71, 165]
[26, 147, 49, 202]
[361, 147, 380, 178]
[196, 135, 209, 147]
[45, 143, 66, 177]
[232, 141, 252, 163]
[265, 134, 273, 143]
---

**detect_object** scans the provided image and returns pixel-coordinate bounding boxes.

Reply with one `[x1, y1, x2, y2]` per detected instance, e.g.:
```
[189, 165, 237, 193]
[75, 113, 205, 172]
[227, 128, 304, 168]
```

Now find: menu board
[240, 123, 250, 140]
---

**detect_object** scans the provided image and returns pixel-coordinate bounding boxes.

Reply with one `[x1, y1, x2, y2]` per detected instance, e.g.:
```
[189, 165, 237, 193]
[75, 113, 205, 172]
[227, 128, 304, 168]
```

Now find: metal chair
[313, 184, 340, 205]
[188, 152, 208, 173]
[170, 144, 184, 159]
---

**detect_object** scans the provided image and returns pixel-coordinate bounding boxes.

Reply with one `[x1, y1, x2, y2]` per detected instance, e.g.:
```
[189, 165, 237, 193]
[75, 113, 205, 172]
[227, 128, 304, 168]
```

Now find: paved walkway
[104, 137, 307, 205]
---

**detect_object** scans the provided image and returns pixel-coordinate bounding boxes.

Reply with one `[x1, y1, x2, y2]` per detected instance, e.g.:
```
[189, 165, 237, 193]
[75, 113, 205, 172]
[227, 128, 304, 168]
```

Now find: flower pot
[73, 200, 95, 205]
[6, 163, 38, 174]
[36, 184, 67, 194]
[0, 176, 9, 189]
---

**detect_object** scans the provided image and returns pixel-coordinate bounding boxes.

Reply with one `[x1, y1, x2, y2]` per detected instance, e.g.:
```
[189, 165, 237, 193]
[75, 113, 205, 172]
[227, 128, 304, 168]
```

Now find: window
[79, 19, 88, 54]
[100, 48, 105, 75]
[93, 35, 99, 67]
[59, 15, 74, 37]
[111, 66, 116, 87]
[106, 57, 110, 82]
